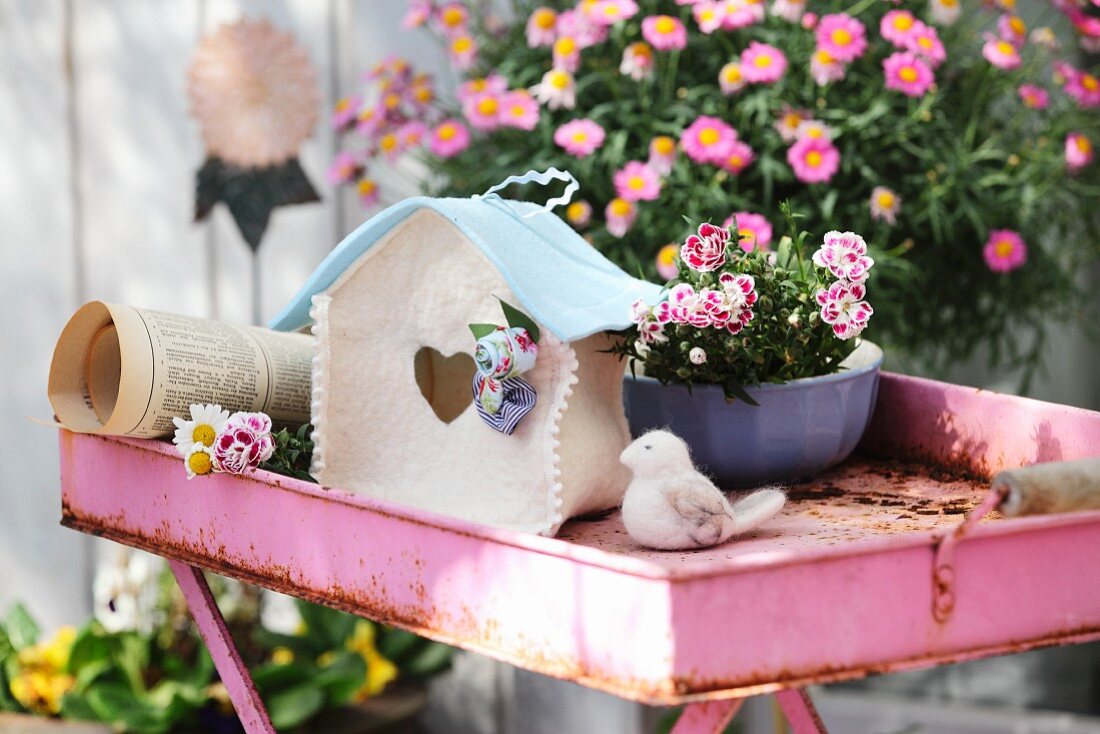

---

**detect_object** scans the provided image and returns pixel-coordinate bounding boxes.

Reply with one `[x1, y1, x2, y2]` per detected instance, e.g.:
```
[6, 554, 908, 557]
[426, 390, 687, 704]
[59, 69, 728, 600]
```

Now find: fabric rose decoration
[212, 411, 276, 475]
[679, 222, 730, 272]
[474, 326, 538, 380]
[468, 301, 542, 435]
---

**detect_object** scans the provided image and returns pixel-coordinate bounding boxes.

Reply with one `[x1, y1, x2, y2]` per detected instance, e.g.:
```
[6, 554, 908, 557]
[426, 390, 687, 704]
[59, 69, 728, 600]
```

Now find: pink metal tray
[58, 373, 1100, 706]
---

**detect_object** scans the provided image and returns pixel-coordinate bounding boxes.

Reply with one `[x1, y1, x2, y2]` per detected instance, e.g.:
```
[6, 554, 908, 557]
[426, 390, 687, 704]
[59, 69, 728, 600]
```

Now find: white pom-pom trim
[308, 293, 332, 480]
[537, 335, 579, 536]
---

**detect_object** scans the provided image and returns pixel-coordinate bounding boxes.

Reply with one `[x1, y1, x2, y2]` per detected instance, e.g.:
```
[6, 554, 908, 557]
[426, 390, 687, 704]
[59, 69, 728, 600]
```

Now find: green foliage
[260, 423, 316, 483]
[389, 0, 1099, 383]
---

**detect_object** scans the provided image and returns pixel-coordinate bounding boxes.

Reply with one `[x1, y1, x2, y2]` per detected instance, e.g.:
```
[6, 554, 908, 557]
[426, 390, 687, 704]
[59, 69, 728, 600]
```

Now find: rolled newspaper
[993, 457, 1100, 517]
[48, 301, 312, 439]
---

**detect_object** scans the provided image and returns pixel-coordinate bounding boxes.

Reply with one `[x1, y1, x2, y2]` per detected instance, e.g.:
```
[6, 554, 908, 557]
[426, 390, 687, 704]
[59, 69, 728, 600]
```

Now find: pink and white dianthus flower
[724, 212, 773, 251]
[1066, 132, 1094, 172]
[982, 229, 1027, 273]
[718, 140, 756, 175]
[428, 119, 470, 158]
[717, 272, 758, 334]
[526, 7, 558, 47]
[812, 231, 874, 283]
[816, 13, 868, 63]
[499, 90, 540, 130]
[620, 42, 655, 80]
[905, 23, 946, 67]
[788, 136, 840, 184]
[881, 10, 920, 46]
[614, 161, 662, 202]
[606, 198, 637, 238]
[883, 51, 935, 97]
[681, 115, 737, 164]
[1065, 69, 1100, 108]
[666, 284, 719, 328]
[213, 412, 275, 476]
[982, 37, 1021, 69]
[1018, 84, 1050, 109]
[457, 74, 507, 104]
[642, 15, 688, 51]
[462, 91, 503, 131]
[741, 41, 788, 84]
[815, 281, 873, 340]
[693, 1, 728, 34]
[811, 48, 847, 86]
[554, 119, 606, 158]
[719, 60, 746, 94]
[630, 298, 670, 344]
[680, 222, 730, 272]
[589, 0, 640, 27]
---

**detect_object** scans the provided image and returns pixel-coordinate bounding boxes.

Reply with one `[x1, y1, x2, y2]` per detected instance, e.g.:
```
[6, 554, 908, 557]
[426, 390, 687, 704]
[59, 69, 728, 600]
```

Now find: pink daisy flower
[982, 37, 1021, 69]
[648, 136, 678, 175]
[724, 212, 773, 251]
[606, 198, 637, 238]
[722, 0, 766, 30]
[816, 281, 873, 340]
[435, 2, 469, 38]
[655, 243, 680, 280]
[620, 42, 655, 81]
[589, 0, 640, 26]
[741, 41, 787, 84]
[1065, 69, 1100, 108]
[376, 131, 404, 163]
[813, 231, 874, 283]
[801, 11, 818, 30]
[1066, 132, 1094, 172]
[717, 140, 756, 175]
[331, 95, 361, 130]
[681, 116, 737, 165]
[553, 35, 581, 72]
[870, 186, 901, 225]
[614, 161, 661, 202]
[327, 151, 361, 185]
[788, 137, 840, 184]
[526, 7, 558, 47]
[1018, 84, 1049, 109]
[499, 91, 540, 131]
[457, 74, 507, 104]
[557, 8, 607, 48]
[998, 14, 1028, 46]
[693, 1, 728, 34]
[566, 200, 593, 228]
[880, 10, 920, 46]
[680, 222, 731, 272]
[883, 52, 935, 97]
[776, 107, 812, 142]
[448, 35, 478, 70]
[905, 23, 946, 67]
[463, 92, 503, 131]
[356, 177, 380, 208]
[816, 13, 868, 63]
[982, 229, 1027, 273]
[719, 61, 746, 95]
[810, 48, 846, 86]
[642, 15, 688, 51]
[402, 0, 432, 30]
[554, 119, 606, 158]
[397, 121, 428, 148]
[770, 0, 805, 23]
[428, 119, 471, 158]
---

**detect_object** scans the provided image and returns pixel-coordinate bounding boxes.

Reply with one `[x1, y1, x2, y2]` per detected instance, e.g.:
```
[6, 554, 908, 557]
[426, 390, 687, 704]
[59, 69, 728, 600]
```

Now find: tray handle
[931, 484, 1009, 623]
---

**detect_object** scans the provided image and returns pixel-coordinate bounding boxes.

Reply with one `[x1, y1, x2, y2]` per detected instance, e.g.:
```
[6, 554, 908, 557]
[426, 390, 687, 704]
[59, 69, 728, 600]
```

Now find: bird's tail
[730, 487, 787, 536]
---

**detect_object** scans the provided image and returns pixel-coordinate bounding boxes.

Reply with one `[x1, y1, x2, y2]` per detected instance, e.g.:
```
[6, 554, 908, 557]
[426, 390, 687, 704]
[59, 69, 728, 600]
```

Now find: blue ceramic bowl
[622, 342, 883, 488]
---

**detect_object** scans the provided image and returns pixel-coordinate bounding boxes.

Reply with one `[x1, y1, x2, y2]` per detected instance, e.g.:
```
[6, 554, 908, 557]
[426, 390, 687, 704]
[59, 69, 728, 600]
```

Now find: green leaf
[59, 691, 100, 721]
[723, 381, 760, 407]
[67, 625, 111, 675]
[251, 661, 312, 692]
[496, 298, 541, 343]
[4, 604, 39, 650]
[85, 681, 168, 733]
[400, 641, 454, 678]
[468, 323, 498, 340]
[296, 601, 356, 652]
[265, 683, 325, 730]
[0, 665, 23, 712]
[313, 650, 367, 705]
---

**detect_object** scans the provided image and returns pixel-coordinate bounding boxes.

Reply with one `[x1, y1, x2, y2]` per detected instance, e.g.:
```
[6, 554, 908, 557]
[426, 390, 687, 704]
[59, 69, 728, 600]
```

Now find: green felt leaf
[468, 323, 498, 340]
[496, 298, 541, 343]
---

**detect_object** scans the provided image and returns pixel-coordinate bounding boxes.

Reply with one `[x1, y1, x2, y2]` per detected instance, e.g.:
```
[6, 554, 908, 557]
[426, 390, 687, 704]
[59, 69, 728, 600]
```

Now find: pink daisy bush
[622, 218, 876, 399]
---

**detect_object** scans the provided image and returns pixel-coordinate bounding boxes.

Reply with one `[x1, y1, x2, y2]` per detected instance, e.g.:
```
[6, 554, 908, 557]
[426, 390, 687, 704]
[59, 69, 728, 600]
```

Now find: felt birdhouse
[271, 170, 661, 535]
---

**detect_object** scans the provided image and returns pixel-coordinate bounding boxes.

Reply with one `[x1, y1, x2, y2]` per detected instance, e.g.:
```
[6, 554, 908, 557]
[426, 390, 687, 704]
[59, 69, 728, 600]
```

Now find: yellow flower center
[358, 108, 374, 122]
[380, 133, 397, 151]
[815, 49, 835, 64]
[941, 0, 957, 6]
[700, 8, 716, 21]
[469, 78, 487, 92]
[554, 36, 576, 56]
[1009, 16, 1026, 35]
[655, 16, 676, 34]
[335, 98, 351, 113]
[728, 154, 744, 168]
[723, 65, 742, 83]
[699, 127, 720, 146]
[805, 150, 823, 167]
[1083, 74, 1099, 91]
[1000, 0, 1014, 8]
[188, 450, 213, 476]
[442, 7, 464, 26]
[630, 42, 653, 60]
[996, 41, 1015, 56]
[738, 228, 755, 243]
[877, 191, 895, 208]
[657, 243, 678, 265]
[383, 93, 400, 110]
[918, 36, 933, 50]
[566, 202, 588, 222]
[415, 86, 433, 103]
[831, 28, 852, 46]
[899, 66, 919, 83]
[994, 239, 1015, 258]
[653, 136, 675, 155]
[753, 54, 773, 68]
[452, 36, 472, 53]
[627, 176, 646, 190]
[476, 97, 499, 115]
[192, 423, 216, 446]
[549, 70, 571, 89]
[806, 126, 824, 139]
[603, 5, 621, 17]
[572, 131, 588, 143]
[893, 14, 914, 31]
[609, 198, 632, 216]
[534, 8, 556, 29]
[783, 113, 801, 129]
[438, 124, 456, 140]
[511, 105, 527, 117]
[358, 179, 377, 196]
[1076, 136, 1092, 154]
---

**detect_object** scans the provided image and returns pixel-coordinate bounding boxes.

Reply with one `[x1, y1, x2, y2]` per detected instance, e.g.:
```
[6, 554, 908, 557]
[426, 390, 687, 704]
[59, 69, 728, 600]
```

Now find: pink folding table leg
[775, 689, 829, 734]
[168, 560, 276, 734]
[671, 699, 745, 734]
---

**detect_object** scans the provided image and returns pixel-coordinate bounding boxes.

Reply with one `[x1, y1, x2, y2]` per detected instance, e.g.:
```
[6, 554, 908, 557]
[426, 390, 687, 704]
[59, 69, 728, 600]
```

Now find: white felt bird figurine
[619, 430, 787, 550]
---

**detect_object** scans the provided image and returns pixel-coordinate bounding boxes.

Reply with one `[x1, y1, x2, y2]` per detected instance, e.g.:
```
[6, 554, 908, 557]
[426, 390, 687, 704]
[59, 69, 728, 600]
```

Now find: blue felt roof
[269, 195, 663, 342]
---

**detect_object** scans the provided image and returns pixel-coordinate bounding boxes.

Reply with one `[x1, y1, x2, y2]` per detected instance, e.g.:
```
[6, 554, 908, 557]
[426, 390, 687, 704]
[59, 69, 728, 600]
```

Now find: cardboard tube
[994, 457, 1100, 517]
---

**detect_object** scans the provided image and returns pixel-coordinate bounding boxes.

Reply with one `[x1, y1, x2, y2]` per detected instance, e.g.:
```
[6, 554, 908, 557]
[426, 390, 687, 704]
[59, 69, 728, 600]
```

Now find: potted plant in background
[617, 208, 882, 487]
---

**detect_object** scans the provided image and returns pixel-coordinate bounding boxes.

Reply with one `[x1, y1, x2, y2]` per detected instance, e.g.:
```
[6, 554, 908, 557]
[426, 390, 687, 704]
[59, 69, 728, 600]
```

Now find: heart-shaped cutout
[414, 346, 475, 424]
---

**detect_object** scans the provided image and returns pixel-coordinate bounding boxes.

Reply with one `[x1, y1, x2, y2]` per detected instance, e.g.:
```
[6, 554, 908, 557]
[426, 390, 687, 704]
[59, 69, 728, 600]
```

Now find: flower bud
[676, 367, 692, 379]
[689, 347, 707, 365]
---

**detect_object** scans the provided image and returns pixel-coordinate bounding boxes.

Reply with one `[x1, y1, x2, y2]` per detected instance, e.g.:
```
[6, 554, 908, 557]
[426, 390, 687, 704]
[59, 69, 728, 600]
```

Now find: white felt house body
[271, 191, 660, 535]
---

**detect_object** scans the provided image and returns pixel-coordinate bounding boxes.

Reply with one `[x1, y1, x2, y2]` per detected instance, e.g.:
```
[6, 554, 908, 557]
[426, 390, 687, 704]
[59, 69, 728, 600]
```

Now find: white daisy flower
[184, 442, 218, 479]
[172, 403, 229, 457]
[531, 68, 576, 110]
